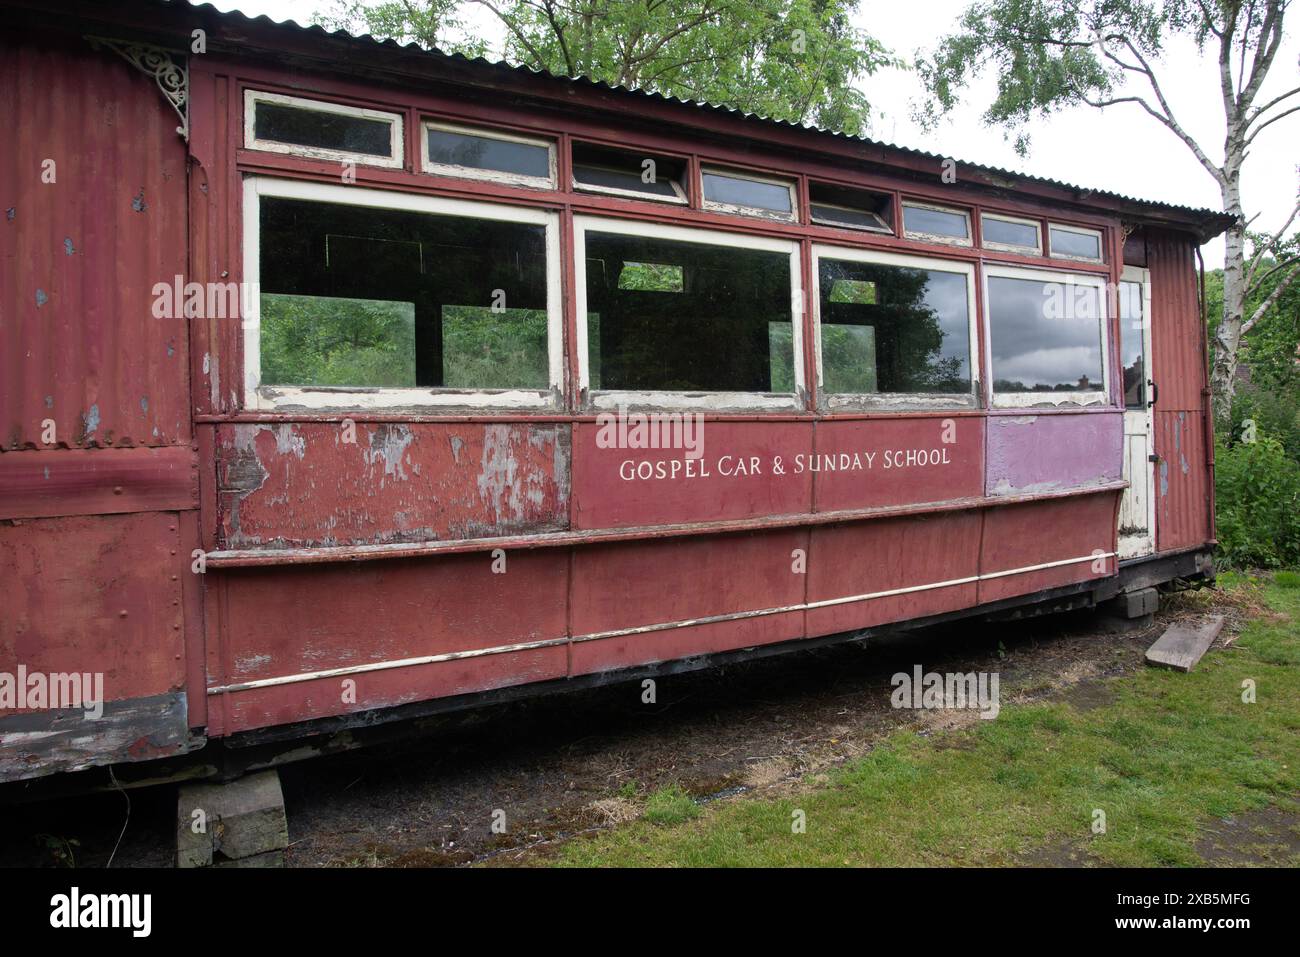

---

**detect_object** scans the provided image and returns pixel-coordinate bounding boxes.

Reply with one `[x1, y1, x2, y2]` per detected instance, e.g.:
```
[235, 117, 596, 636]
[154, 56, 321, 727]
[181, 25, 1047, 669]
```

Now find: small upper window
[701, 168, 797, 220]
[809, 183, 892, 234]
[981, 214, 1041, 254]
[902, 202, 971, 245]
[572, 143, 686, 203]
[244, 90, 403, 168]
[422, 121, 555, 188]
[1049, 224, 1104, 262]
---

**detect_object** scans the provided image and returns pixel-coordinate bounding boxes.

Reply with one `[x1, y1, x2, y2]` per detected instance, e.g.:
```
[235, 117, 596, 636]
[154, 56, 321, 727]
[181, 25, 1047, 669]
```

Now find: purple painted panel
[986, 412, 1123, 496]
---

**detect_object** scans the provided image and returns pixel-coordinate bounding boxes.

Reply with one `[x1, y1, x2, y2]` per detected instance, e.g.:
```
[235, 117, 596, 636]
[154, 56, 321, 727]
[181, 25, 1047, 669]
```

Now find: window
[1048, 223, 1104, 262]
[809, 183, 892, 234]
[244, 90, 403, 168]
[243, 178, 561, 410]
[575, 217, 802, 409]
[813, 247, 976, 408]
[902, 202, 971, 245]
[984, 265, 1109, 406]
[981, 213, 1041, 254]
[572, 143, 686, 203]
[422, 121, 555, 188]
[1118, 278, 1148, 408]
[701, 168, 797, 221]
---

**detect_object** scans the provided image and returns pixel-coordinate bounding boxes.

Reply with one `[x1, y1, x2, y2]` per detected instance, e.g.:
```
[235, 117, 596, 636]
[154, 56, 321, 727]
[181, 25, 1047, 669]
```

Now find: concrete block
[1118, 587, 1160, 618]
[177, 769, 288, 868]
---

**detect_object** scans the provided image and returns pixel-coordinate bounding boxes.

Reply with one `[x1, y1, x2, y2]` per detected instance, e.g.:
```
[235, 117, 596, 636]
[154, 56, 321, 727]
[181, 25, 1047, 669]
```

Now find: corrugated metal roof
[148, 0, 1233, 235]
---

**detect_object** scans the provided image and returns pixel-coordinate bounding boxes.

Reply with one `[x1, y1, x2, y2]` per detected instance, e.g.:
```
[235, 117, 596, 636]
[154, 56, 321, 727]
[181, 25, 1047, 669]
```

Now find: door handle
[1147, 379, 1158, 408]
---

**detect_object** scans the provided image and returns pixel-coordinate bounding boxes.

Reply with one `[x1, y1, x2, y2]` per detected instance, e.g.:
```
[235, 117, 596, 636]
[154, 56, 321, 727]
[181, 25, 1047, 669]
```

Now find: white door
[1118, 266, 1156, 559]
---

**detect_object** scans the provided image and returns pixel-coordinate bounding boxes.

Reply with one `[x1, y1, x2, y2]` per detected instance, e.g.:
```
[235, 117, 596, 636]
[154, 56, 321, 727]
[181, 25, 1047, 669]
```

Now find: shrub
[1215, 432, 1300, 568]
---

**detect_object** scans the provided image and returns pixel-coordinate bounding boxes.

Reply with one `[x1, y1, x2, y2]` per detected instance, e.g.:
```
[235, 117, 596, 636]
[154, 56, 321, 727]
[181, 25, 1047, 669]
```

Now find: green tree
[315, 0, 893, 134]
[915, 0, 1300, 422]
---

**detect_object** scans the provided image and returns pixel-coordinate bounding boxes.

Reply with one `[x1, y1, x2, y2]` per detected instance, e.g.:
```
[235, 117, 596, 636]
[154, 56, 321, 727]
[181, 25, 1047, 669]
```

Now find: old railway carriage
[0, 0, 1231, 785]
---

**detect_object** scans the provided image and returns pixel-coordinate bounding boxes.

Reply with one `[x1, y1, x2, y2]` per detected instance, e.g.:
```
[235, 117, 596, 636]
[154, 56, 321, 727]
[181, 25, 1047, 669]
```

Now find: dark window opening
[809, 183, 892, 233]
[573, 143, 685, 200]
[254, 102, 393, 157]
[818, 259, 971, 394]
[987, 274, 1104, 393]
[584, 232, 794, 393]
[425, 126, 551, 179]
[258, 197, 549, 391]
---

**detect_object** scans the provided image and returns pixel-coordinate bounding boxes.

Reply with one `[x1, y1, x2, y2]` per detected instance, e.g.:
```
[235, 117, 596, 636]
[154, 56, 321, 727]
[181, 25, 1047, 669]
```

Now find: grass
[551, 573, 1300, 867]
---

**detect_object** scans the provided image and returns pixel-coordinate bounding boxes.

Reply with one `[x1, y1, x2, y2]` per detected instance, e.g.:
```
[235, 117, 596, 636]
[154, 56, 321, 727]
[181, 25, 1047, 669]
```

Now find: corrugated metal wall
[1146, 228, 1213, 551]
[0, 28, 190, 449]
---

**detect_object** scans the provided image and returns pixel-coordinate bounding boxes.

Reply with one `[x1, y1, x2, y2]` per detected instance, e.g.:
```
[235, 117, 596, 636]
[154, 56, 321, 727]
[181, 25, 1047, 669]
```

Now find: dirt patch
[1194, 799, 1300, 866]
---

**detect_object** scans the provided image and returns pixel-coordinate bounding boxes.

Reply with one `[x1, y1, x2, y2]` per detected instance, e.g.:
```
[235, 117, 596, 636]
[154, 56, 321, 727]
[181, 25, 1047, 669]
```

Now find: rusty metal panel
[215, 422, 570, 548]
[0, 446, 196, 519]
[1147, 230, 1205, 413]
[0, 28, 190, 450]
[207, 551, 569, 734]
[978, 493, 1118, 604]
[986, 412, 1123, 496]
[806, 511, 981, 636]
[569, 529, 807, 676]
[1154, 409, 1210, 552]
[0, 511, 192, 778]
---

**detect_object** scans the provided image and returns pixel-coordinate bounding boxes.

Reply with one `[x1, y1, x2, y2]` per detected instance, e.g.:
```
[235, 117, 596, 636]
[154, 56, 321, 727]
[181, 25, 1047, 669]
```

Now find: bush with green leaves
[1215, 432, 1300, 569]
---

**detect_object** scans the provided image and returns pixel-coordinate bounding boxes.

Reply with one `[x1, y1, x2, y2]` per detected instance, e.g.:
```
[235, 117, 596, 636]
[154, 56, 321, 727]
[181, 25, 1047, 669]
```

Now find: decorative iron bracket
[86, 37, 188, 141]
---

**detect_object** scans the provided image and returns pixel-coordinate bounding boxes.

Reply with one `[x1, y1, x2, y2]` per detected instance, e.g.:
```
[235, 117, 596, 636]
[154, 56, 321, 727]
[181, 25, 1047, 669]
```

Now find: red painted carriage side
[1146, 229, 1214, 552]
[0, 26, 202, 780]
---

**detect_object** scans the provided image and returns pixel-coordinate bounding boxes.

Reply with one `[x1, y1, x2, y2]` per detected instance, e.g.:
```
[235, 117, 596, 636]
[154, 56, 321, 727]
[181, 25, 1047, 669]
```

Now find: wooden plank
[1145, 615, 1225, 672]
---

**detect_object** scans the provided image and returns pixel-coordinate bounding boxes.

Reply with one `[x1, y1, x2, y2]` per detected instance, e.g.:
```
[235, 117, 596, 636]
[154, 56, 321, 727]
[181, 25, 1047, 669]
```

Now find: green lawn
[551, 573, 1300, 867]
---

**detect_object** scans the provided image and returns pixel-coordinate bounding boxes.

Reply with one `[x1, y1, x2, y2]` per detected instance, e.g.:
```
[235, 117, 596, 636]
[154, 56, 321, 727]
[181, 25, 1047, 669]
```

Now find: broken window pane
[426, 126, 551, 179]
[987, 275, 1104, 392]
[818, 258, 971, 394]
[261, 295, 416, 387]
[254, 102, 394, 157]
[573, 143, 684, 200]
[584, 232, 794, 393]
[259, 196, 550, 391]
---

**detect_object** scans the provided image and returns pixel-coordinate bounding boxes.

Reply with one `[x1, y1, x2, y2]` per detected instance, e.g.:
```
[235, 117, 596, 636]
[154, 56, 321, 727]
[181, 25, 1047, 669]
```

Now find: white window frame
[902, 201, 973, 247]
[421, 120, 556, 189]
[981, 212, 1042, 254]
[574, 215, 804, 411]
[809, 200, 892, 234]
[1048, 222, 1105, 263]
[700, 167, 799, 222]
[243, 90, 404, 169]
[811, 245, 979, 411]
[982, 263, 1111, 409]
[242, 176, 563, 411]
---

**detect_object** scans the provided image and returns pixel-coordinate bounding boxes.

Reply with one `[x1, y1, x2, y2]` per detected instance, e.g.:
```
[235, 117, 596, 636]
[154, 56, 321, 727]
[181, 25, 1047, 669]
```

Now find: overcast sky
[210, 0, 1299, 268]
